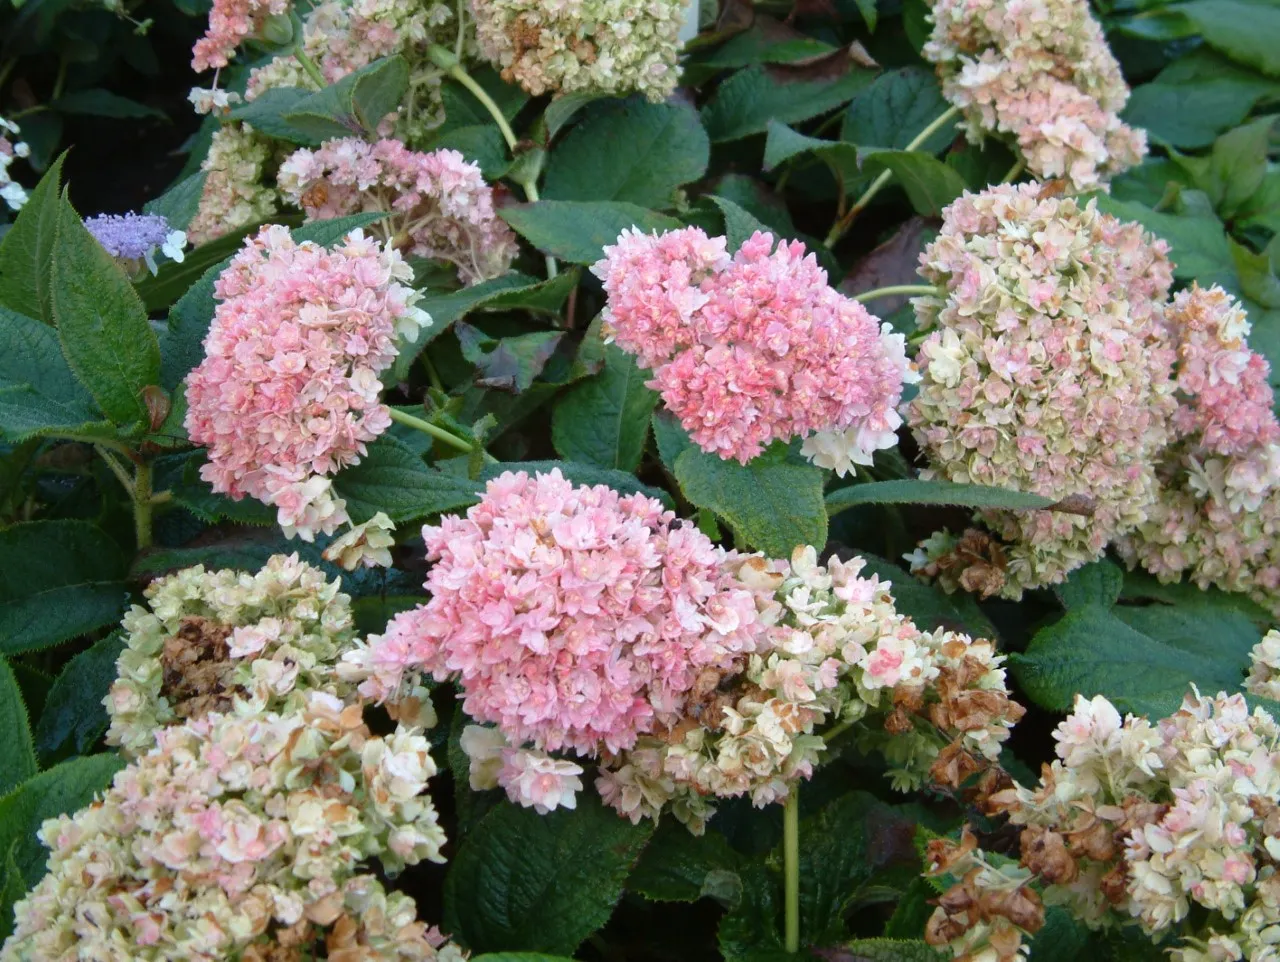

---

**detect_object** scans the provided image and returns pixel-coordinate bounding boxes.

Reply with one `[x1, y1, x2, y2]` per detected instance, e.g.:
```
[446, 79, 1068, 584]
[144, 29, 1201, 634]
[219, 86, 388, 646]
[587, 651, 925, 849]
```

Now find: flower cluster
[470, 0, 687, 101]
[1246, 629, 1280, 701]
[105, 554, 359, 756]
[907, 183, 1177, 598]
[593, 227, 913, 471]
[191, 0, 289, 72]
[592, 547, 1025, 833]
[84, 211, 187, 277]
[927, 690, 1280, 962]
[2, 554, 457, 962]
[1117, 286, 1280, 617]
[340, 468, 773, 777]
[187, 124, 283, 246]
[184, 226, 430, 540]
[0, 115, 29, 212]
[323, 511, 398, 570]
[280, 139, 518, 285]
[923, 0, 1146, 190]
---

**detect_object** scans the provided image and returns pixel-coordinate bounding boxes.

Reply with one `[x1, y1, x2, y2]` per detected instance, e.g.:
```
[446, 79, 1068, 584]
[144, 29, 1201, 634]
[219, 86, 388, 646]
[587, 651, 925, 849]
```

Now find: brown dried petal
[1019, 825, 1078, 885]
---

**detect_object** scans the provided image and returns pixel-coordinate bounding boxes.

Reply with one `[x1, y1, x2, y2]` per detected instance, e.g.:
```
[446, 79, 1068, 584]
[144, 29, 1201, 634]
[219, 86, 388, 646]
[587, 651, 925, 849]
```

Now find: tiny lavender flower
[908, 182, 1177, 598]
[83, 211, 187, 275]
[471, 0, 687, 101]
[923, 0, 1146, 190]
[279, 139, 518, 285]
[0, 115, 31, 212]
[183, 226, 430, 541]
[593, 227, 914, 471]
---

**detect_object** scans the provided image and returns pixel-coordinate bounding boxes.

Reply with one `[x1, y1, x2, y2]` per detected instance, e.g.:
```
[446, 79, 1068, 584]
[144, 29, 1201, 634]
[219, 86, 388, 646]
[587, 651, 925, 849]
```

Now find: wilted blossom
[923, 0, 1146, 190]
[595, 546, 1025, 833]
[324, 511, 398, 570]
[0, 115, 30, 212]
[184, 226, 430, 540]
[470, 0, 687, 101]
[593, 227, 914, 471]
[280, 139, 518, 285]
[83, 211, 187, 276]
[106, 554, 359, 756]
[1246, 630, 1280, 701]
[927, 690, 1280, 962]
[1117, 285, 1280, 617]
[339, 468, 777, 812]
[907, 183, 1177, 598]
[187, 124, 282, 246]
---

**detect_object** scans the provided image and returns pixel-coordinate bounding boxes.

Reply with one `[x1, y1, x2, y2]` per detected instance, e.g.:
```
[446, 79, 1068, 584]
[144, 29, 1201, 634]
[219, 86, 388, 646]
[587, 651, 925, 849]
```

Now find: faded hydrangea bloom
[470, 0, 687, 101]
[279, 139, 518, 285]
[187, 124, 283, 246]
[927, 690, 1280, 962]
[1117, 286, 1280, 618]
[106, 553, 357, 755]
[84, 211, 187, 276]
[0, 115, 30, 212]
[324, 512, 397, 570]
[593, 227, 914, 472]
[595, 546, 1025, 833]
[907, 183, 1177, 598]
[1247, 630, 1280, 701]
[923, 0, 1146, 190]
[184, 226, 430, 541]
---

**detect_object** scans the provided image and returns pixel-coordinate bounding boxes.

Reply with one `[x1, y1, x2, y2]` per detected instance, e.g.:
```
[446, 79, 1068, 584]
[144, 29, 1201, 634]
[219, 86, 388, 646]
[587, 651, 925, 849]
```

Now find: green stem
[822, 717, 855, 746]
[1000, 157, 1027, 185]
[784, 787, 800, 954]
[150, 490, 173, 506]
[51, 56, 68, 101]
[826, 104, 961, 247]
[294, 44, 327, 89]
[134, 460, 153, 550]
[455, 0, 467, 59]
[852, 284, 939, 304]
[95, 444, 135, 499]
[388, 407, 497, 461]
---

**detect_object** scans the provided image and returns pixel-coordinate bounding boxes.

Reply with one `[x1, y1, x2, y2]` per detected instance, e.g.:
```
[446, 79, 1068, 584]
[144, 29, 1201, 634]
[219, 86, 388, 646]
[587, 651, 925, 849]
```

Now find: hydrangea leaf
[797, 792, 878, 944]
[0, 842, 24, 942]
[0, 154, 65, 324]
[551, 344, 658, 472]
[331, 434, 484, 524]
[0, 753, 125, 888]
[543, 97, 710, 208]
[842, 67, 957, 154]
[50, 193, 160, 428]
[282, 56, 409, 140]
[1053, 559, 1124, 610]
[672, 444, 827, 557]
[500, 201, 681, 264]
[826, 479, 1054, 515]
[228, 88, 325, 145]
[1176, 0, 1280, 77]
[0, 659, 36, 796]
[709, 195, 774, 250]
[701, 62, 875, 142]
[763, 122, 865, 184]
[0, 520, 129, 655]
[629, 820, 744, 904]
[442, 796, 653, 955]
[1011, 603, 1251, 718]
[33, 633, 125, 766]
[824, 940, 946, 961]
[860, 151, 969, 217]
[142, 171, 208, 232]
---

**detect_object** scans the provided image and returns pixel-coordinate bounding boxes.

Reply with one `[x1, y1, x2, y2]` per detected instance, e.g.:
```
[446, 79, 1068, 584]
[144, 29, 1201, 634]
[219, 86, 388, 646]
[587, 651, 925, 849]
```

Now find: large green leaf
[834, 941, 945, 961]
[763, 122, 865, 185]
[500, 201, 681, 264]
[33, 633, 126, 765]
[1011, 603, 1250, 718]
[842, 67, 957, 154]
[798, 792, 878, 944]
[0, 154, 65, 323]
[50, 195, 160, 428]
[282, 56, 410, 140]
[826, 479, 1054, 515]
[543, 97, 710, 208]
[629, 819, 744, 904]
[331, 435, 484, 524]
[701, 63, 874, 142]
[443, 796, 653, 955]
[142, 171, 209, 231]
[861, 151, 969, 216]
[551, 345, 657, 472]
[0, 659, 36, 797]
[1177, 0, 1280, 77]
[0, 753, 124, 888]
[0, 520, 129, 655]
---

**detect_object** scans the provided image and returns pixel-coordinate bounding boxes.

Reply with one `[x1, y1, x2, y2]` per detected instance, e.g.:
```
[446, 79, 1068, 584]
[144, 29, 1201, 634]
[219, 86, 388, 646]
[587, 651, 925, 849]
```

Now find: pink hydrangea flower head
[592, 227, 914, 471]
[279, 138, 519, 286]
[471, 0, 687, 101]
[908, 182, 1177, 597]
[184, 225, 430, 540]
[1117, 286, 1280, 616]
[191, 0, 290, 72]
[923, 0, 1146, 190]
[341, 468, 775, 757]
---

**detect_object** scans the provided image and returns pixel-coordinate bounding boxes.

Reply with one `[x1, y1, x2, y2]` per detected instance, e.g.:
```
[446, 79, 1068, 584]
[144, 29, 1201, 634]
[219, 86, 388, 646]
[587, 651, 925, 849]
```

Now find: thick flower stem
[427, 44, 558, 278]
[294, 44, 328, 90]
[388, 406, 498, 462]
[826, 104, 962, 248]
[134, 460, 154, 550]
[784, 787, 800, 954]
[852, 283, 939, 304]
[1001, 157, 1027, 184]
